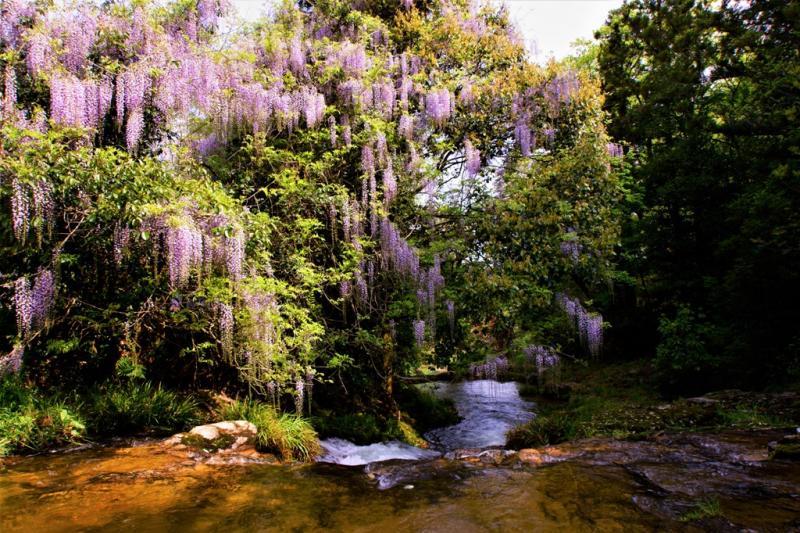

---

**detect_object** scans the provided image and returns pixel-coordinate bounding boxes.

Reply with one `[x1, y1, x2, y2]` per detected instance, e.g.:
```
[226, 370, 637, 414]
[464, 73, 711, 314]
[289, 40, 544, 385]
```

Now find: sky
[231, 0, 624, 61]
[501, 1, 624, 60]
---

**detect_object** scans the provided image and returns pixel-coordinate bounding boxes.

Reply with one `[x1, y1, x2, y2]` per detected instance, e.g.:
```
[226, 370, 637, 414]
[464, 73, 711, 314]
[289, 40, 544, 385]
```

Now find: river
[2, 380, 799, 531]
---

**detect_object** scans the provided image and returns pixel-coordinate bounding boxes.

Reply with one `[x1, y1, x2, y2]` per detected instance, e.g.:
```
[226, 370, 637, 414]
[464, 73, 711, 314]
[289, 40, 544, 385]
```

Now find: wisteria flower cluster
[14, 269, 56, 339]
[523, 344, 560, 374]
[0, 0, 596, 394]
[469, 356, 509, 380]
[556, 293, 604, 357]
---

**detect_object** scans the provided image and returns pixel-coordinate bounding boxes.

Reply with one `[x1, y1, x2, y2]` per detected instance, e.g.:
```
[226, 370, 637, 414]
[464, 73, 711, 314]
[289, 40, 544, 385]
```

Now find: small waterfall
[317, 438, 441, 466]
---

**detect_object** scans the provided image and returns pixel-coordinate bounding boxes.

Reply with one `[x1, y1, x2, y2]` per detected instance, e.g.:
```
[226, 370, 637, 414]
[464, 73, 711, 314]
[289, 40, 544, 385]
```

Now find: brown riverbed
[1, 428, 798, 532]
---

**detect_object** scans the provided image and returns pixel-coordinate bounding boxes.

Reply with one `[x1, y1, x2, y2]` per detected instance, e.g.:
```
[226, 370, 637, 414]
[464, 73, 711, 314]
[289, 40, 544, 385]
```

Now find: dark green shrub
[655, 305, 719, 393]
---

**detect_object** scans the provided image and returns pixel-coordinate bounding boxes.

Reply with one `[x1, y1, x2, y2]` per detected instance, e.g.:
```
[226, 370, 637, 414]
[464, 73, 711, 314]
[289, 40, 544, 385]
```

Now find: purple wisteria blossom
[382, 160, 397, 204]
[166, 223, 203, 287]
[514, 119, 531, 156]
[295, 379, 305, 415]
[14, 269, 56, 339]
[607, 142, 623, 158]
[398, 114, 413, 140]
[556, 293, 604, 358]
[329, 116, 337, 146]
[113, 225, 132, 265]
[11, 178, 30, 241]
[13, 277, 32, 339]
[425, 87, 452, 126]
[469, 356, 509, 380]
[3, 64, 16, 115]
[465, 139, 480, 177]
[361, 144, 375, 178]
[217, 302, 234, 359]
[413, 319, 425, 347]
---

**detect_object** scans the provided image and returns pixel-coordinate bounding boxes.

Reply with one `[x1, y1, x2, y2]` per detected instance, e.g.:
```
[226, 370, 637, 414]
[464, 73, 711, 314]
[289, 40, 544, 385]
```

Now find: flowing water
[421, 379, 535, 449]
[317, 379, 533, 465]
[2, 381, 800, 532]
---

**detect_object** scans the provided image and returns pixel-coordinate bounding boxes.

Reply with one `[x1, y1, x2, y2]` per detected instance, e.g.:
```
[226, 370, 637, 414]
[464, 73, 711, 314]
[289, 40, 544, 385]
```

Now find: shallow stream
[2, 380, 799, 531]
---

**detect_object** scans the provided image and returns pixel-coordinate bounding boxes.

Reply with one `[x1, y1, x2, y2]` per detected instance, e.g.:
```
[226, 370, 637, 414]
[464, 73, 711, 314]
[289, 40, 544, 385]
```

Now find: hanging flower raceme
[10, 179, 54, 243]
[26, 31, 52, 77]
[413, 319, 426, 347]
[217, 302, 234, 360]
[465, 139, 480, 177]
[458, 80, 475, 108]
[3, 64, 16, 116]
[113, 225, 132, 266]
[13, 277, 32, 339]
[10, 178, 31, 242]
[60, 10, 97, 73]
[469, 356, 509, 380]
[166, 221, 204, 288]
[560, 229, 582, 264]
[382, 160, 397, 205]
[514, 119, 532, 156]
[607, 143, 623, 158]
[14, 269, 55, 339]
[556, 293, 604, 358]
[398, 114, 413, 140]
[425, 87, 452, 126]
[295, 378, 305, 415]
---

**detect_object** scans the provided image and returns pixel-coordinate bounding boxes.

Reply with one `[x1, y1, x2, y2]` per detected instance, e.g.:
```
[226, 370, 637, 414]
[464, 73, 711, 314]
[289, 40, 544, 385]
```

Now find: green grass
[717, 404, 788, 428]
[86, 381, 200, 436]
[0, 376, 85, 456]
[506, 360, 799, 449]
[680, 498, 723, 522]
[220, 399, 321, 461]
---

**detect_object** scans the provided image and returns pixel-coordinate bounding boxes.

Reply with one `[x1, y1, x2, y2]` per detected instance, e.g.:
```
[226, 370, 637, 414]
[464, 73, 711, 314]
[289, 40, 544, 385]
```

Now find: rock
[163, 434, 184, 446]
[686, 396, 720, 405]
[518, 449, 545, 465]
[190, 425, 221, 441]
[769, 434, 800, 461]
[168, 420, 258, 454]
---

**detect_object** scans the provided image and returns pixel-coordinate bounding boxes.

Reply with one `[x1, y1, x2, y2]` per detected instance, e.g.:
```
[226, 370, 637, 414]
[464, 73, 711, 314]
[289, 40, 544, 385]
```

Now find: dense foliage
[596, 0, 800, 390]
[0, 0, 619, 427]
[7, 0, 793, 446]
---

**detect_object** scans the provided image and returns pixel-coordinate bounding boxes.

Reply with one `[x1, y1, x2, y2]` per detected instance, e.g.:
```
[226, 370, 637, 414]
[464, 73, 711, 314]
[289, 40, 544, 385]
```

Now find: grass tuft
[680, 498, 723, 522]
[219, 399, 321, 461]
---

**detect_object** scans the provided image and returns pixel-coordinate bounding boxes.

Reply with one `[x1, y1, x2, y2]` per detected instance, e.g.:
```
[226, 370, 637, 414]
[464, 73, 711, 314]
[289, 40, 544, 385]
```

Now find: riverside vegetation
[0, 0, 798, 478]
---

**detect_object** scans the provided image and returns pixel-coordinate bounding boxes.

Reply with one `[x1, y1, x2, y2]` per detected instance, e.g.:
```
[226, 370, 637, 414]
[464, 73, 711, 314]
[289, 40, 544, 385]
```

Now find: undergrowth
[220, 399, 320, 461]
[507, 360, 799, 448]
[0, 376, 85, 456]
